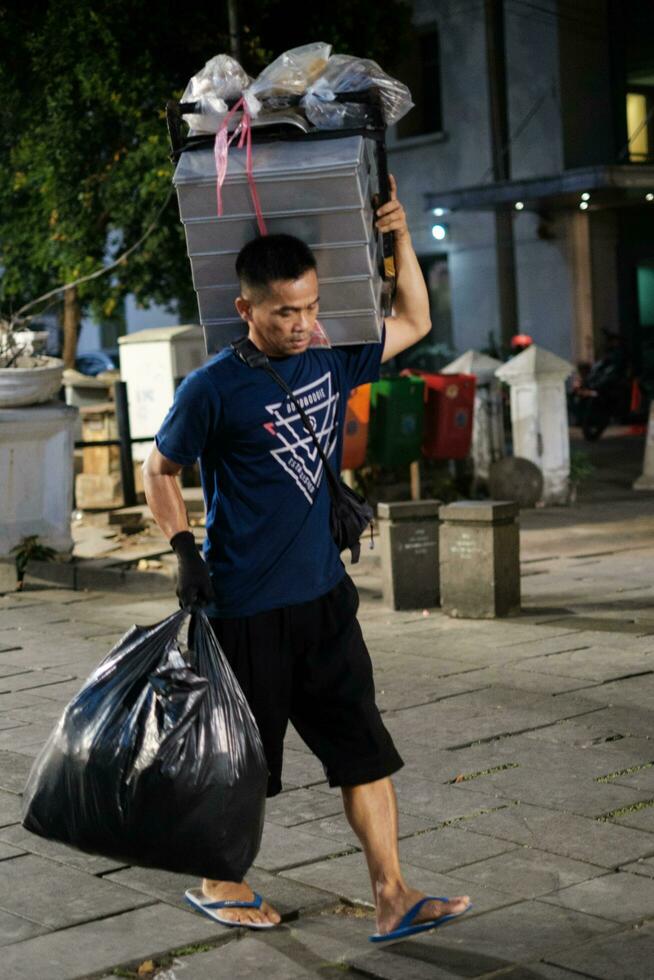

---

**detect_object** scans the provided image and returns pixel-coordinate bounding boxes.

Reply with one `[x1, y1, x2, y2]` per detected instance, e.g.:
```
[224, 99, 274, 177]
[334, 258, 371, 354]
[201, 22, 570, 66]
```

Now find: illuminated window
[627, 92, 650, 162]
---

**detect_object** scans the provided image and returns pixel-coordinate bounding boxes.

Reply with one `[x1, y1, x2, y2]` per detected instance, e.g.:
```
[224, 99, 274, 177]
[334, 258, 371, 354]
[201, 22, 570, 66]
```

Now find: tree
[0, 0, 412, 366]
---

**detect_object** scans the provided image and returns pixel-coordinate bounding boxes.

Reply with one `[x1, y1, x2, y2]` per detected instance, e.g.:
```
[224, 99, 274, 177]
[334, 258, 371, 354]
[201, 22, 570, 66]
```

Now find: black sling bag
[231, 336, 374, 563]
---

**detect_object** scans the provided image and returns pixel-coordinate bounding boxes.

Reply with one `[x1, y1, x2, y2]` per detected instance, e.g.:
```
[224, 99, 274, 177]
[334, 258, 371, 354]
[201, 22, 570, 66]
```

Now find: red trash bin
[401, 371, 476, 460]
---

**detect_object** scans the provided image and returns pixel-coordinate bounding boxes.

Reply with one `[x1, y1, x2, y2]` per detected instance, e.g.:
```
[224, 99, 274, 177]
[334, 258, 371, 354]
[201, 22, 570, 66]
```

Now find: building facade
[388, 0, 654, 377]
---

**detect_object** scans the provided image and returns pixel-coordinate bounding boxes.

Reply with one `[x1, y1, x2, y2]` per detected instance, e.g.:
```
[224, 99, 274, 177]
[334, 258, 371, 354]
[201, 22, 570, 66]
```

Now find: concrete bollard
[495, 346, 574, 504]
[439, 500, 520, 618]
[634, 402, 654, 490]
[377, 500, 440, 610]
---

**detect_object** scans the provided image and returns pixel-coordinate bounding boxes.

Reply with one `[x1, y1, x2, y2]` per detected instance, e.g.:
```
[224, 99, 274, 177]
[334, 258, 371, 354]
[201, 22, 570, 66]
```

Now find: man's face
[235, 269, 320, 357]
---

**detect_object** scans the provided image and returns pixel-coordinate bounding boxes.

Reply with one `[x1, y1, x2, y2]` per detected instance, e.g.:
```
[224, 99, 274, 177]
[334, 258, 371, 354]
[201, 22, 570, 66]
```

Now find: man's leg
[342, 777, 470, 935]
[195, 613, 288, 926]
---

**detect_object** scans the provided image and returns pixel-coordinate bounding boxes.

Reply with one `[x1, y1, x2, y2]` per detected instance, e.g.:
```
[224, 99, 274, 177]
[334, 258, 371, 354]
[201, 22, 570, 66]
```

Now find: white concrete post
[118, 325, 206, 461]
[0, 401, 78, 556]
[495, 346, 574, 505]
[442, 350, 504, 481]
[634, 402, 654, 490]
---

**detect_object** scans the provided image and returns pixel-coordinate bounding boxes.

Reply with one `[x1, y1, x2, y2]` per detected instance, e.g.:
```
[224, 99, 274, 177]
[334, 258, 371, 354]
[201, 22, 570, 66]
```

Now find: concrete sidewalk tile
[610, 806, 654, 834]
[282, 852, 513, 916]
[447, 848, 606, 900]
[0, 902, 228, 980]
[620, 857, 654, 879]
[264, 788, 343, 828]
[280, 907, 374, 961]
[453, 766, 647, 819]
[0, 670, 77, 696]
[409, 899, 614, 965]
[170, 936, 309, 980]
[546, 922, 654, 979]
[0, 691, 60, 714]
[254, 822, 358, 872]
[398, 827, 518, 875]
[300, 809, 434, 850]
[0, 908, 49, 948]
[0, 854, 153, 929]
[388, 775, 515, 823]
[0, 839, 26, 861]
[0, 725, 53, 756]
[280, 747, 328, 788]
[0, 751, 34, 795]
[500, 965, 611, 979]
[461, 802, 654, 867]
[103, 866, 201, 909]
[349, 946, 585, 980]
[525, 706, 654, 745]
[383, 688, 602, 752]
[540, 870, 654, 923]
[0, 790, 22, 827]
[0, 825, 124, 874]
[461, 667, 592, 697]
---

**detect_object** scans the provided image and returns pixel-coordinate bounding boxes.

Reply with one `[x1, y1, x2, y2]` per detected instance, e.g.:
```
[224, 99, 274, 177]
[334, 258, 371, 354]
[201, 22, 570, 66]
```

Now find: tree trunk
[62, 285, 81, 369]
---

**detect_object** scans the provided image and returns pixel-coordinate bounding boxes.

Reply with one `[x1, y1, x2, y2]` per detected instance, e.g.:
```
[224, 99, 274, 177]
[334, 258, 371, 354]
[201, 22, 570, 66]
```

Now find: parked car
[74, 348, 119, 376]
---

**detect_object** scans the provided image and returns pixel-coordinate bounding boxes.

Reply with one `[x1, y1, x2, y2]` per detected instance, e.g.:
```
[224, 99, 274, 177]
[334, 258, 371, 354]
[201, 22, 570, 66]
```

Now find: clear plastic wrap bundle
[302, 54, 414, 129]
[22, 609, 268, 881]
[182, 54, 252, 134]
[244, 42, 332, 116]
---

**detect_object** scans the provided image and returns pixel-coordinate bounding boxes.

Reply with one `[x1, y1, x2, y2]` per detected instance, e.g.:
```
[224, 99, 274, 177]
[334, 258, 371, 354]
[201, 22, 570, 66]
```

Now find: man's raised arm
[374, 175, 431, 364]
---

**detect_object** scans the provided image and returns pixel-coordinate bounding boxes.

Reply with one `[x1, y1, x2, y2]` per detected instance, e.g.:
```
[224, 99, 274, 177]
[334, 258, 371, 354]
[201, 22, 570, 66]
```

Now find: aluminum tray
[183, 207, 374, 256]
[196, 274, 383, 321]
[188, 236, 381, 289]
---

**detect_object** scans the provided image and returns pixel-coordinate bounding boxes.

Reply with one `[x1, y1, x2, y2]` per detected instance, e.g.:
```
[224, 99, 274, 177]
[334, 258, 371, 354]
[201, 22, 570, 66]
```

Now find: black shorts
[205, 573, 403, 797]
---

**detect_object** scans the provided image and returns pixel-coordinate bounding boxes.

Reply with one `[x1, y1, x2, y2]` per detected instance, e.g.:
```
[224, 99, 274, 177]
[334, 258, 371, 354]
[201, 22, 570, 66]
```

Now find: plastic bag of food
[302, 54, 413, 129]
[182, 54, 252, 134]
[22, 609, 267, 881]
[244, 42, 332, 116]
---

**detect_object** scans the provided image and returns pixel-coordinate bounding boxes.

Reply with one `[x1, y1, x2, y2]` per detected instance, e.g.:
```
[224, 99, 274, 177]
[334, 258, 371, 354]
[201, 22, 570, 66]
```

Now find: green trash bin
[369, 376, 425, 467]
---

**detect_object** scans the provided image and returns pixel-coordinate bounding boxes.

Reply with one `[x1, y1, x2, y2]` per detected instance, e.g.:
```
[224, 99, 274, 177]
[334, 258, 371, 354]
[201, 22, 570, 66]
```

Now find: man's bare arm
[142, 445, 190, 539]
[374, 175, 431, 364]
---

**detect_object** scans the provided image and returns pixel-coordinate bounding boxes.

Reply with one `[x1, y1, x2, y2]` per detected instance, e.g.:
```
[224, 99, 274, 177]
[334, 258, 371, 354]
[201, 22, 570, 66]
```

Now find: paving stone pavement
[2, 452, 654, 978]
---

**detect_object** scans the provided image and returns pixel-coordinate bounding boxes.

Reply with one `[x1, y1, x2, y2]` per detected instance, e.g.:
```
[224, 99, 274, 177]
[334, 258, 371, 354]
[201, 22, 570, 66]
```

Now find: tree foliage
[0, 0, 412, 337]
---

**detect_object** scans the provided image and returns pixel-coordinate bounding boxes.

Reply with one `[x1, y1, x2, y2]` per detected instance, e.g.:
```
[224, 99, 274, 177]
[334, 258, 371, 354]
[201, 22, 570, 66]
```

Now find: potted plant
[0, 318, 64, 408]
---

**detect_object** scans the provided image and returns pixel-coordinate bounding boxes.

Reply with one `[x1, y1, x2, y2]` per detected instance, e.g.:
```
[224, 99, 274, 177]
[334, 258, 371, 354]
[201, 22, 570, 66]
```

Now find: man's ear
[235, 296, 251, 322]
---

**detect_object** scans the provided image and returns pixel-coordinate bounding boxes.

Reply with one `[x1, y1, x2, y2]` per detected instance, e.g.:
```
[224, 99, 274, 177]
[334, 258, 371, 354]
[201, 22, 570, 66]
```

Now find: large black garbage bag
[22, 609, 268, 881]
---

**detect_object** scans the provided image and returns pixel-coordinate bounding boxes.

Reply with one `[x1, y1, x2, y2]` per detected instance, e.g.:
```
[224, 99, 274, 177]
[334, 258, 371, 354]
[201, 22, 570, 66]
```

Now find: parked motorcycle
[570, 336, 645, 440]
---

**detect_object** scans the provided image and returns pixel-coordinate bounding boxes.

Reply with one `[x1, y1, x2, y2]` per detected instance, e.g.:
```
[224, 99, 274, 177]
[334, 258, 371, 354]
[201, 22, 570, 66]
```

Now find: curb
[22, 557, 175, 595]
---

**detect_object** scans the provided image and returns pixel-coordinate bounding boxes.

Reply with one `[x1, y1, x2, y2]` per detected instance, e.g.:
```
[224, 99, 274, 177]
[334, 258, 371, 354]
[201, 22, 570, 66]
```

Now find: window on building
[626, 90, 652, 162]
[394, 27, 443, 140]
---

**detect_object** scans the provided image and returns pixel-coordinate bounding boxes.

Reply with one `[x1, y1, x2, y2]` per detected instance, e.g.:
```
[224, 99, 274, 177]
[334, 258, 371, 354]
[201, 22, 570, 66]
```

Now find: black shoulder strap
[231, 337, 339, 492]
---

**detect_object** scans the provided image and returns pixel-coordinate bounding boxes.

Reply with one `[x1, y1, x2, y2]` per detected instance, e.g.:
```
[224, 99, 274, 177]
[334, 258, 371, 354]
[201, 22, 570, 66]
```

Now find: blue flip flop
[369, 895, 472, 943]
[184, 887, 276, 929]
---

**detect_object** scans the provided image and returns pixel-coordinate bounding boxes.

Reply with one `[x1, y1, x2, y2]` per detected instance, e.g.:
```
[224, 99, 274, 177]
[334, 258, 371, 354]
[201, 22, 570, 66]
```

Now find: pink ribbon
[214, 96, 267, 236]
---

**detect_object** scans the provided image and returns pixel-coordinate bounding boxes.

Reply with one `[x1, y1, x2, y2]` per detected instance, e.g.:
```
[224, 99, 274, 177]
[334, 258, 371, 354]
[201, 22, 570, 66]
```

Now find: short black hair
[235, 234, 317, 300]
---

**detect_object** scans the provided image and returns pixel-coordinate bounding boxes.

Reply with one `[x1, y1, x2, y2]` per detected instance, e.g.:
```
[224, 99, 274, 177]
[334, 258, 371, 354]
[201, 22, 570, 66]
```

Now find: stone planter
[0, 356, 64, 408]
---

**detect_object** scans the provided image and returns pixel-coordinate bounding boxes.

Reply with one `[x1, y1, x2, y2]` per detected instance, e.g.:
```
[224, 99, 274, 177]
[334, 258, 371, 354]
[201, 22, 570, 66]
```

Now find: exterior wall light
[431, 223, 448, 241]
[514, 201, 525, 211]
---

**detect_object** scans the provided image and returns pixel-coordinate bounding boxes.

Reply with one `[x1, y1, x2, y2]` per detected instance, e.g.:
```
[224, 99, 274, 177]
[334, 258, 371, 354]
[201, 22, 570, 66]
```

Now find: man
[143, 175, 470, 941]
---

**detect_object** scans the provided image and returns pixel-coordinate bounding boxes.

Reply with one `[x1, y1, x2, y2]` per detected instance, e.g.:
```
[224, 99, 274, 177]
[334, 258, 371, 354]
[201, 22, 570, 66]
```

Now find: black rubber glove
[170, 530, 214, 610]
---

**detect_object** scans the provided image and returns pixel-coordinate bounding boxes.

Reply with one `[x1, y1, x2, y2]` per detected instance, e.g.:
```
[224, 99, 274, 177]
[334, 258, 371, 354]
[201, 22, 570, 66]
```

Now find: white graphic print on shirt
[264, 371, 339, 503]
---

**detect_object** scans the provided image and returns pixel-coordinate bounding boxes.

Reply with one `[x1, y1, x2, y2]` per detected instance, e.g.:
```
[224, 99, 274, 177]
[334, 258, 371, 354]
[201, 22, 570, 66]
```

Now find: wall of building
[389, 0, 581, 361]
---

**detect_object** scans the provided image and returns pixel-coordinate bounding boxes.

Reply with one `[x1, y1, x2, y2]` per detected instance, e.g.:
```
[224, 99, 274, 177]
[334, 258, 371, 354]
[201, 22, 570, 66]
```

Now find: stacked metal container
[172, 134, 385, 353]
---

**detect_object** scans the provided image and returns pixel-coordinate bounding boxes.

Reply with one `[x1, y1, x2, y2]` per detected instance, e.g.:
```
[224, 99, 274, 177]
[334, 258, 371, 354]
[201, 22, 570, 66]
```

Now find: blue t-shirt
[155, 334, 384, 617]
